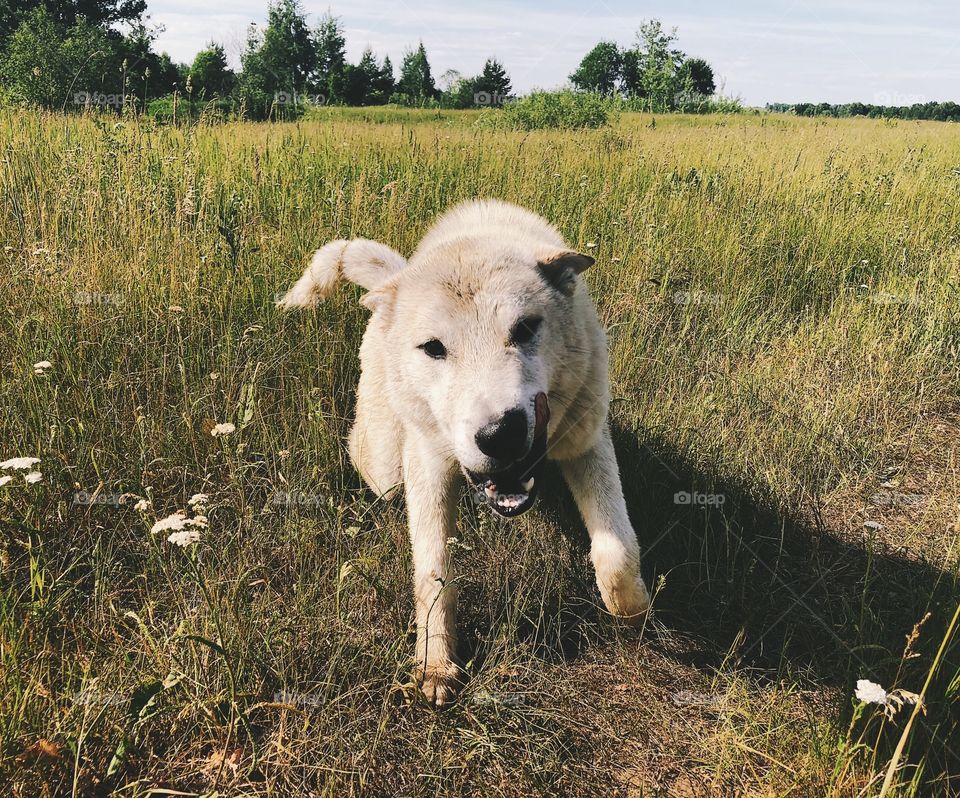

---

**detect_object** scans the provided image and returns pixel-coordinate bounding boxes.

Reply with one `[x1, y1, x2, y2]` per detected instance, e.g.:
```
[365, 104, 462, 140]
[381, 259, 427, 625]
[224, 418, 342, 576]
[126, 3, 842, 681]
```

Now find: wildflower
[585, 242, 597, 249]
[0, 475, 12, 487]
[188, 493, 209, 508]
[855, 679, 887, 704]
[210, 422, 235, 437]
[134, 499, 150, 512]
[24, 471, 43, 484]
[151, 512, 188, 534]
[168, 528, 201, 547]
[33, 360, 53, 374]
[855, 679, 924, 720]
[0, 457, 40, 470]
[169, 305, 184, 313]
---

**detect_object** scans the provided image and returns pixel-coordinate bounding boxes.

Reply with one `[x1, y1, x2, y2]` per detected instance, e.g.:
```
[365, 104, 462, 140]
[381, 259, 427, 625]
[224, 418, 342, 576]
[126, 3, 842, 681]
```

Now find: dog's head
[363, 238, 594, 517]
[278, 225, 597, 518]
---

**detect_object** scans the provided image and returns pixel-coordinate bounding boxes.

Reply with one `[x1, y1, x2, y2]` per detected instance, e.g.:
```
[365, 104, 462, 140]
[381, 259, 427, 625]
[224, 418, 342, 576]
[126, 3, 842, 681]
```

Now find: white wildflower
[168, 528, 201, 547]
[0, 457, 40, 470]
[151, 512, 188, 534]
[210, 422, 235, 437]
[188, 493, 209, 508]
[855, 679, 887, 705]
[134, 498, 150, 512]
[24, 471, 42, 484]
[168, 305, 184, 313]
[855, 678, 924, 720]
[0, 475, 12, 487]
[33, 360, 53, 373]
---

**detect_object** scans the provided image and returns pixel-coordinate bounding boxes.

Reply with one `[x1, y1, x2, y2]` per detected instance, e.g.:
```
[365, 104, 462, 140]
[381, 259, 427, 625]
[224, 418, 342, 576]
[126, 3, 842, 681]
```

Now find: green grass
[0, 108, 958, 796]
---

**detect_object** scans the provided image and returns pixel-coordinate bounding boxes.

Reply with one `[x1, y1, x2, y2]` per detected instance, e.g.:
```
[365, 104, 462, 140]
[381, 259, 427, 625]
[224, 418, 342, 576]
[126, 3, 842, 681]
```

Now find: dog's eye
[510, 317, 542, 346]
[419, 339, 447, 360]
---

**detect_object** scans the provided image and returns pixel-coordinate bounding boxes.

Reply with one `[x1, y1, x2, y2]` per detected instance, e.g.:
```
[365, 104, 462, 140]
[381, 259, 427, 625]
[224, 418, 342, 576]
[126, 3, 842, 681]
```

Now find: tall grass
[0, 109, 957, 796]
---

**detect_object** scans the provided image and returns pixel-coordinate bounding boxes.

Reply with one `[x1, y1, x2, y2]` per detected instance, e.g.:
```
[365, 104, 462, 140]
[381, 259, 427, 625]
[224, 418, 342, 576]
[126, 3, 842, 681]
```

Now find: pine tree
[474, 58, 511, 104]
[397, 42, 436, 104]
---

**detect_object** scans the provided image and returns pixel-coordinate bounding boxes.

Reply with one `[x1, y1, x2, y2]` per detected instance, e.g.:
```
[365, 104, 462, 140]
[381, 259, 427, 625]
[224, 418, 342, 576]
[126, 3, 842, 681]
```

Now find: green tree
[118, 23, 182, 103]
[474, 57, 511, 104]
[239, 0, 317, 117]
[440, 74, 477, 109]
[0, 6, 116, 109]
[397, 42, 436, 104]
[678, 56, 714, 97]
[0, 0, 146, 48]
[370, 54, 394, 103]
[314, 11, 345, 99]
[569, 41, 621, 96]
[632, 19, 684, 109]
[189, 42, 233, 98]
[619, 46, 642, 96]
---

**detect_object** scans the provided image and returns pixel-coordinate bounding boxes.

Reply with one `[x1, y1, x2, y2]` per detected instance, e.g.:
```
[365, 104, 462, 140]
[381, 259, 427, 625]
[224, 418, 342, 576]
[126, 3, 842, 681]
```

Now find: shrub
[479, 90, 614, 130]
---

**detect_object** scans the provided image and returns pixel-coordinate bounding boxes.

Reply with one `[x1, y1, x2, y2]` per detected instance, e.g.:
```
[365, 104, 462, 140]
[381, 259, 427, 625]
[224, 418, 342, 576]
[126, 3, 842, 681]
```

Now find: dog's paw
[417, 662, 461, 707]
[600, 571, 651, 626]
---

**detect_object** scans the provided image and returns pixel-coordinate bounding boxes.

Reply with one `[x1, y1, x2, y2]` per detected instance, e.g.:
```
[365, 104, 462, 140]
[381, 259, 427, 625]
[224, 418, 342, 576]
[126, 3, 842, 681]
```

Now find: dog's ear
[277, 239, 407, 309]
[359, 281, 398, 313]
[537, 250, 595, 296]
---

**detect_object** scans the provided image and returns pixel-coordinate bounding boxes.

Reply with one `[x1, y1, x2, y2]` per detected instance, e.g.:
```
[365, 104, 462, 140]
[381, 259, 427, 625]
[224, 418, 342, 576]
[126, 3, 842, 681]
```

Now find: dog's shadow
[461, 420, 958, 772]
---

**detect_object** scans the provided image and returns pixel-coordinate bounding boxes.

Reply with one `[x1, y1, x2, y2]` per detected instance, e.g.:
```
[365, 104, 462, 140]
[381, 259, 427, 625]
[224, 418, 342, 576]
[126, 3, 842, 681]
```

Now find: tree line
[0, 0, 511, 118]
[766, 101, 960, 122]
[1, 0, 956, 122]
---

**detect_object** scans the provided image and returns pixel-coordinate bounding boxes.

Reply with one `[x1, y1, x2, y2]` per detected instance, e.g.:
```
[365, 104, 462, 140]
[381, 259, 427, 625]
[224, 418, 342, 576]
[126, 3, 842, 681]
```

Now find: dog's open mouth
[466, 393, 550, 519]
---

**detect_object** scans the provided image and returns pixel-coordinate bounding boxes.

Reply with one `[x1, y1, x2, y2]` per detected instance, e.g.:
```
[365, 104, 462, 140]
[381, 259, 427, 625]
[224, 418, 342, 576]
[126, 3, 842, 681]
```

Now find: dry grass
[0, 108, 958, 796]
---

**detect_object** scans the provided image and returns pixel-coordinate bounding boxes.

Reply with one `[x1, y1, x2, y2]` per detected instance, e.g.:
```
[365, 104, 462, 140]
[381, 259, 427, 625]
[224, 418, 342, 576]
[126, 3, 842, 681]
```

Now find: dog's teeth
[522, 477, 534, 492]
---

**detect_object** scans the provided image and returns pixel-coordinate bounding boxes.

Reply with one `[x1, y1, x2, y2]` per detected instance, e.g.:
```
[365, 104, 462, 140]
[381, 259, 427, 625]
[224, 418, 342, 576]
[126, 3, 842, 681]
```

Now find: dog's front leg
[403, 435, 460, 705]
[561, 424, 651, 623]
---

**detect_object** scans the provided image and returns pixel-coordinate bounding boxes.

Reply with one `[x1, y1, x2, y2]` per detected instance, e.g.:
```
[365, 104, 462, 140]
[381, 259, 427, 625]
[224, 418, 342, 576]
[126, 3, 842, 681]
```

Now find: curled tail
[277, 238, 407, 309]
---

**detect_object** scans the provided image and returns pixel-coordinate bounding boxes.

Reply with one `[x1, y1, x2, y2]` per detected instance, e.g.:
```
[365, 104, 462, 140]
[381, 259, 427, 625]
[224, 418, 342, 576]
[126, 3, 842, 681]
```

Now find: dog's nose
[474, 408, 529, 463]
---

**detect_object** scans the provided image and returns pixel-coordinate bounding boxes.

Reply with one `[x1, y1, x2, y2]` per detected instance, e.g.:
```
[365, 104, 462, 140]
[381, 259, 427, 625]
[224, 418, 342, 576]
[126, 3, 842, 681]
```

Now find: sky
[143, 0, 960, 106]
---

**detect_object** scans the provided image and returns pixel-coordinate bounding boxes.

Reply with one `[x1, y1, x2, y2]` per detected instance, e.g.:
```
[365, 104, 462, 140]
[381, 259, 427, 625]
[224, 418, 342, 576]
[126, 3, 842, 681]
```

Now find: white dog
[279, 200, 650, 705]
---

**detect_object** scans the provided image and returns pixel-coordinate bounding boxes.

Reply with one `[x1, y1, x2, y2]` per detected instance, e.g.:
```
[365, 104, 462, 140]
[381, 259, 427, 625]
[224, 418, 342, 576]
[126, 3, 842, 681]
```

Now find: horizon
[143, 0, 960, 106]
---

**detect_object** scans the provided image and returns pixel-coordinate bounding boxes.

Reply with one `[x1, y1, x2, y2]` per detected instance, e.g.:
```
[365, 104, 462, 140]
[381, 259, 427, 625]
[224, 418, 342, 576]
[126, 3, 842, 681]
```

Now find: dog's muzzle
[466, 392, 550, 518]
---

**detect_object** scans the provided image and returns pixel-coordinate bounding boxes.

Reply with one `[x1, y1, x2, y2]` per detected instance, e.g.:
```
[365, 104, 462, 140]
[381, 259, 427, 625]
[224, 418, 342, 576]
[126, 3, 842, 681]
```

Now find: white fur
[280, 200, 650, 704]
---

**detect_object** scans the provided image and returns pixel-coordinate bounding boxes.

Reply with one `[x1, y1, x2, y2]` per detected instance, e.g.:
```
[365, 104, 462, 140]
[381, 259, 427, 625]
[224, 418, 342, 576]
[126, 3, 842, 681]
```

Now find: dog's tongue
[534, 392, 550, 439]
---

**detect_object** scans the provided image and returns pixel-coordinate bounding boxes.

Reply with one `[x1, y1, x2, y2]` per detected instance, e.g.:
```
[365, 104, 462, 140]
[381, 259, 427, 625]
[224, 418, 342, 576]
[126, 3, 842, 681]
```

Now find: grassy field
[0, 107, 958, 796]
